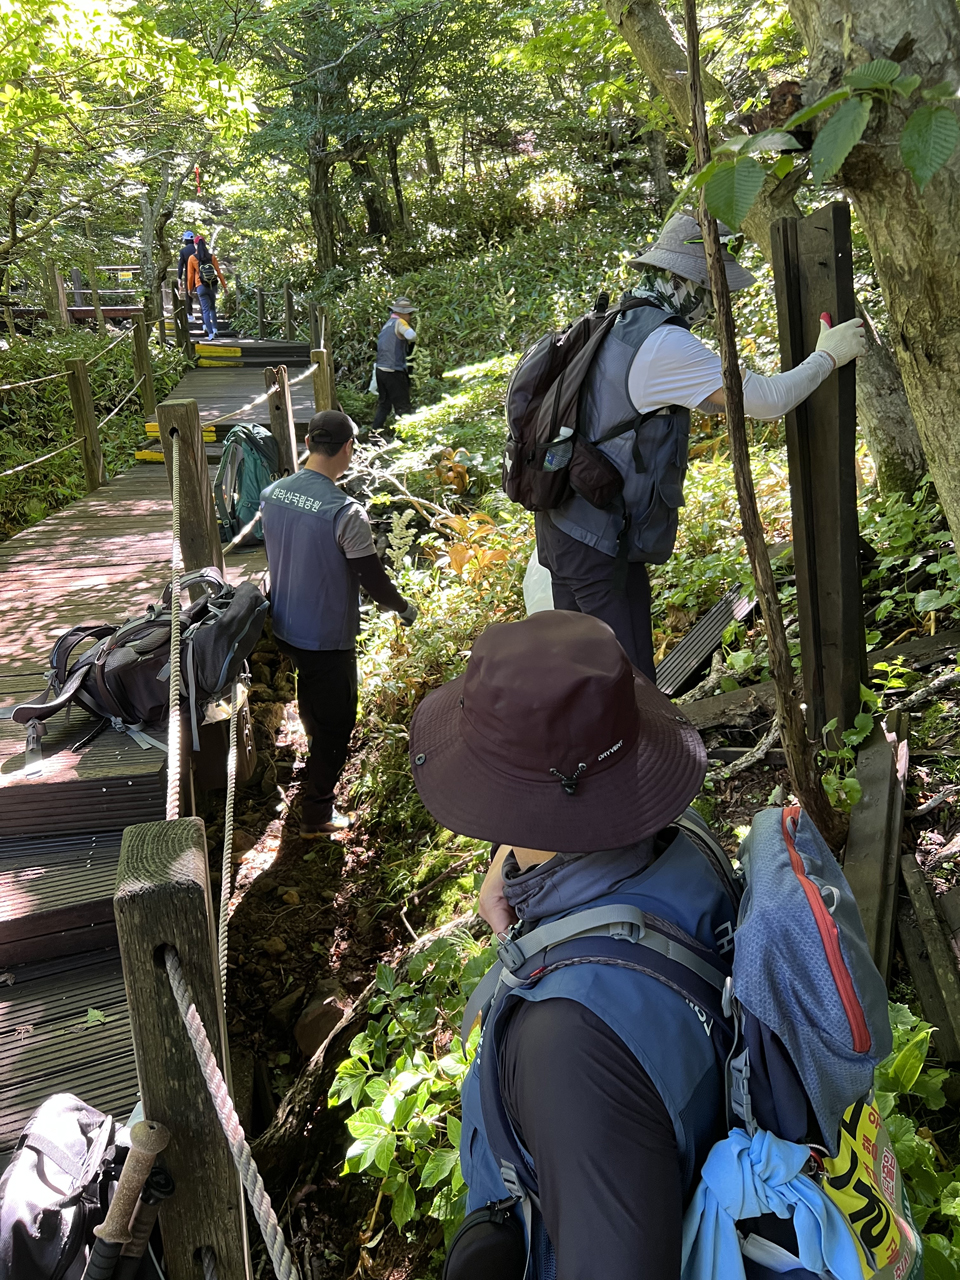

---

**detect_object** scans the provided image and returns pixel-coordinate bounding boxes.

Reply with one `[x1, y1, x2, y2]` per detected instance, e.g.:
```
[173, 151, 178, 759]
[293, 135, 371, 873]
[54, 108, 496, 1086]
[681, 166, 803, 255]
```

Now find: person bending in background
[260, 411, 418, 837]
[187, 235, 227, 339]
[536, 211, 867, 681]
[372, 298, 418, 434]
[176, 230, 197, 316]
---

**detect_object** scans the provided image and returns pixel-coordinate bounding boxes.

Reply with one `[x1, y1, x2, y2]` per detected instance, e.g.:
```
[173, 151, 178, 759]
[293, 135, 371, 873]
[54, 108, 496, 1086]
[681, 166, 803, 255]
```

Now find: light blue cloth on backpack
[681, 1128, 864, 1280]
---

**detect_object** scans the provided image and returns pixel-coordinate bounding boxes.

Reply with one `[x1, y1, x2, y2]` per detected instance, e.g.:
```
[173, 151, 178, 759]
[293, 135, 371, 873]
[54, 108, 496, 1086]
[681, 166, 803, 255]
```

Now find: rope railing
[85, 327, 134, 368]
[97, 374, 144, 430]
[166, 431, 183, 822]
[0, 370, 70, 392]
[0, 436, 83, 479]
[203, 361, 317, 429]
[164, 947, 299, 1280]
[218, 683, 240, 1001]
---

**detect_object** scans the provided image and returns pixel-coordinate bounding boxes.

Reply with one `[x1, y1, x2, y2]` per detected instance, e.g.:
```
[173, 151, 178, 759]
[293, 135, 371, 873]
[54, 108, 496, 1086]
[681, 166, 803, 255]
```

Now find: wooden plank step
[0, 832, 122, 963]
[843, 710, 909, 983]
[0, 950, 138, 1159]
[900, 856, 960, 1065]
[657, 585, 756, 696]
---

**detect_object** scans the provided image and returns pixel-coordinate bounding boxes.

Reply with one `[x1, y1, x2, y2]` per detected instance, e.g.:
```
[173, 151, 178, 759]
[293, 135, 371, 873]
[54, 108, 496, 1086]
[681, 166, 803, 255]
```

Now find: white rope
[218, 683, 240, 1003]
[203, 362, 317, 429]
[166, 432, 183, 821]
[164, 947, 299, 1280]
[201, 1246, 219, 1280]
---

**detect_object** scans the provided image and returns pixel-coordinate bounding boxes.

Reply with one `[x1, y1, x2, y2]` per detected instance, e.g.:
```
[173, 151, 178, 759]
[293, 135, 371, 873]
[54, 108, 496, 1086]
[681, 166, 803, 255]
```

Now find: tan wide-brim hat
[388, 298, 417, 313]
[409, 611, 706, 854]
[629, 213, 756, 291]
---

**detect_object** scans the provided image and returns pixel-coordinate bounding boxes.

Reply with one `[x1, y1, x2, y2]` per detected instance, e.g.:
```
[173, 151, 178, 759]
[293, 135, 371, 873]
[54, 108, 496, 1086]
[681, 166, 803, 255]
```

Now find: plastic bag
[523, 548, 554, 615]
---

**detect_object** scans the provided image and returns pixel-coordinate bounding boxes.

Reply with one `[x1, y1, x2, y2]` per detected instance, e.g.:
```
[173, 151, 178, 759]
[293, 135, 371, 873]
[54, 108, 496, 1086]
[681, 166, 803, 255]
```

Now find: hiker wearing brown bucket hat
[535, 210, 867, 682]
[372, 297, 419, 435]
[410, 610, 740, 1280]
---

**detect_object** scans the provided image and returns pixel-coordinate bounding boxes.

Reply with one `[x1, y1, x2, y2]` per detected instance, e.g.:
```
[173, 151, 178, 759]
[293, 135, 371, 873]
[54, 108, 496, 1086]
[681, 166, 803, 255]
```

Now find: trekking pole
[114, 1167, 176, 1280]
[80, 1120, 171, 1280]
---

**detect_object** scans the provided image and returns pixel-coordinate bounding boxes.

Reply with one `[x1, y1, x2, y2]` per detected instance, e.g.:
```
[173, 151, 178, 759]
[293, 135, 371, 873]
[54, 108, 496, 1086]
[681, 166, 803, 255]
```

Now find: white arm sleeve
[397, 318, 417, 341]
[737, 352, 835, 421]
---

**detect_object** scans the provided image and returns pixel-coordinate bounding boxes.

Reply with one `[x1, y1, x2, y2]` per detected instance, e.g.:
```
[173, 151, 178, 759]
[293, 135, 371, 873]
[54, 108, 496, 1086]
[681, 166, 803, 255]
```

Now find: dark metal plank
[657, 586, 755, 696]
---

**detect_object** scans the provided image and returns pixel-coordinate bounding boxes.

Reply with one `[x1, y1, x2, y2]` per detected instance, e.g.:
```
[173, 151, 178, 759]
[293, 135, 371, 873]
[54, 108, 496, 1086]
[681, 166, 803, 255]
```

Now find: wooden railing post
[326, 348, 337, 409]
[256, 288, 265, 340]
[310, 348, 331, 412]
[133, 311, 158, 421]
[308, 302, 321, 351]
[283, 282, 295, 341]
[85, 256, 107, 336]
[264, 365, 299, 476]
[157, 399, 224, 575]
[70, 267, 84, 306]
[52, 266, 70, 328]
[172, 284, 194, 360]
[114, 818, 252, 1280]
[65, 358, 106, 491]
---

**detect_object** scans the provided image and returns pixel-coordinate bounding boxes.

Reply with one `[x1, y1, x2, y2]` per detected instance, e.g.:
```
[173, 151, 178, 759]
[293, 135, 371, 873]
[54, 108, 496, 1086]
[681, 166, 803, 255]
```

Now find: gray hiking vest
[550, 305, 691, 563]
[260, 471, 360, 650]
[376, 318, 410, 372]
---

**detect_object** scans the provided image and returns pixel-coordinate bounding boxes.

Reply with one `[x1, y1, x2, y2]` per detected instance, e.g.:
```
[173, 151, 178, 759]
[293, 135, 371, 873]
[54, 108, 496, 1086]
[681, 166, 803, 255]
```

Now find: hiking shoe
[299, 809, 356, 838]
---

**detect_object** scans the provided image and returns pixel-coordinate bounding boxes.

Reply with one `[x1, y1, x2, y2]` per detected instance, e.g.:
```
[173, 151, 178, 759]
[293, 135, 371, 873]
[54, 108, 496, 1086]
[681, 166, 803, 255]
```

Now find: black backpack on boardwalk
[0, 568, 268, 764]
[502, 293, 657, 512]
[198, 260, 217, 285]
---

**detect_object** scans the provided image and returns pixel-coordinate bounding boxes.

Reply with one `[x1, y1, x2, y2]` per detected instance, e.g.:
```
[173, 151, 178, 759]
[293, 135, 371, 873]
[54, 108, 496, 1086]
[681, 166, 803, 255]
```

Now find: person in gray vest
[372, 298, 417, 434]
[536, 211, 867, 680]
[260, 410, 418, 836]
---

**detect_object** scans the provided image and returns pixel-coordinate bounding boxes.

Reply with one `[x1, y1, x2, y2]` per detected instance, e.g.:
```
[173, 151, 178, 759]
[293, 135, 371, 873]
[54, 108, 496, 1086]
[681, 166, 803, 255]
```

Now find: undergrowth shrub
[0, 328, 183, 537]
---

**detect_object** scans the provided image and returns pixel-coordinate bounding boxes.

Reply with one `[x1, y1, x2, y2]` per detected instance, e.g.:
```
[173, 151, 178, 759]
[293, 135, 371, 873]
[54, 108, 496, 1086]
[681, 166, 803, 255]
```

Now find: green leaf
[376, 963, 396, 993]
[922, 81, 956, 101]
[924, 1241, 960, 1280]
[843, 58, 901, 89]
[781, 88, 851, 130]
[703, 157, 767, 230]
[901, 105, 960, 191]
[447, 1115, 462, 1148]
[893, 74, 922, 98]
[371, 1132, 397, 1174]
[391, 1178, 417, 1230]
[420, 1147, 460, 1188]
[916, 587, 958, 612]
[770, 155, 795, 181]
[811, 95, 872, 185]
[85, 1007, 106, 1026]
[889, 1026, 933, 1092]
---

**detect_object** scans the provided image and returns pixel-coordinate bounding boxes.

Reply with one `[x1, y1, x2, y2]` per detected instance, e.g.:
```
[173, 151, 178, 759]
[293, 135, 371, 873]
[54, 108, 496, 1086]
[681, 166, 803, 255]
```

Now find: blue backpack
[452, 807, 917, 1280]
[214, 424, 279, 546]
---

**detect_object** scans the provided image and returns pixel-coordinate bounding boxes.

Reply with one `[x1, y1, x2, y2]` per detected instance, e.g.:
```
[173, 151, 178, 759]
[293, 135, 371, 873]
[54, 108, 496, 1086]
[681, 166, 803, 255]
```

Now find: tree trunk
[423, 125, 443, 180]
[647, 128, 674, 217]
[603, 0, 928, 506]
[347, 146, 394, 238]
[387, 134, 408, 229]
[308, 131, 338, 270]
[786, 0, 960, 538]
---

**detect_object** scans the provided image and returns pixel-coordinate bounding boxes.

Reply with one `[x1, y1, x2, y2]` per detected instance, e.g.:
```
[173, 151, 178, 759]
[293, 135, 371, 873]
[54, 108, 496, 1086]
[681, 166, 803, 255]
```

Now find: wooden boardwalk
[159, 339, 315, 428]
[0, 463, 266, 1164]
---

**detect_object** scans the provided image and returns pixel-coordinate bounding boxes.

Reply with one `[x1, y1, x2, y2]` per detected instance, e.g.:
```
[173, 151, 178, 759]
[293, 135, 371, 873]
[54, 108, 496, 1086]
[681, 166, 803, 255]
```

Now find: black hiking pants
[276, 641, 357, 826]
[536, 514, 656, 681]
[372, 369, 413, 434]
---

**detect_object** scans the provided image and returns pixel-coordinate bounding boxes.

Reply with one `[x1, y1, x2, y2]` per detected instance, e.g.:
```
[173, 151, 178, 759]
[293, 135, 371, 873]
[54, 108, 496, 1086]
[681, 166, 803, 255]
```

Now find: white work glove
[397, 601, 418, 627]
[815, 317, 868, 369]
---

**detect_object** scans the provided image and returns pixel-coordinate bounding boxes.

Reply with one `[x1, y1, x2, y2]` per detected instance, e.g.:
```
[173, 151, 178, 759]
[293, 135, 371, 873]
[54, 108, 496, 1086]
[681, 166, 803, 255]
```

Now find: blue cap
[182, 230, 195, 240]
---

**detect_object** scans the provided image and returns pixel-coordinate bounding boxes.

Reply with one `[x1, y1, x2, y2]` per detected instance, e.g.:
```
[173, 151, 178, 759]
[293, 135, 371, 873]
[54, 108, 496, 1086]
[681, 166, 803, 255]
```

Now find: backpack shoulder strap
[461, 903, 728, 1051]
[673, 813, 743, 910]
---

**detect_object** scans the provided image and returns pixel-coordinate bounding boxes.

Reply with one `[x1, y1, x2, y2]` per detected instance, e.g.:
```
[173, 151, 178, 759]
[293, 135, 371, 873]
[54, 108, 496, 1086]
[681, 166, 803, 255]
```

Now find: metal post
[65, 358, 106, 491]
[283, 282, 295, 341]
[770, 201, 866, 741]
[133, 311, 158, 421]
[114, 818, 252, 1280]
[264, 366, 298, 476]
[256, 288, 265, 341]
[157, 399, 224, 575]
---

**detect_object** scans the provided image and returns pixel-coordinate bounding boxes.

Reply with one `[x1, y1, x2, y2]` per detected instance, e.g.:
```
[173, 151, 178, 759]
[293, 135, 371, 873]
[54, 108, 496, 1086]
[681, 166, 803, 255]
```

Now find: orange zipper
[781, 806, 871, 1054]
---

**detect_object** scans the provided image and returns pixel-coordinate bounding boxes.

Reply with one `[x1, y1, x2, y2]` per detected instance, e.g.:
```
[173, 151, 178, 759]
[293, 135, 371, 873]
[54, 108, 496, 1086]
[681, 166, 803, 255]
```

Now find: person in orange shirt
[187, 235, 228, 339]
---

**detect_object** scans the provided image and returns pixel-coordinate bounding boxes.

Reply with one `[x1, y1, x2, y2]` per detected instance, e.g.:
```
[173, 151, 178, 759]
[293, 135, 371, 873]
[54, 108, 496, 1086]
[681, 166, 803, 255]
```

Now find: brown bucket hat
[409, 611, 706, 853]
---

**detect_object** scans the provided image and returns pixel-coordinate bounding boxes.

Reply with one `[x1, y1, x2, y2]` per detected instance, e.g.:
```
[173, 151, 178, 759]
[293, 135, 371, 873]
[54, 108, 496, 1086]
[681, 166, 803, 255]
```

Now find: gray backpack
[0, 1094, 119, 1280]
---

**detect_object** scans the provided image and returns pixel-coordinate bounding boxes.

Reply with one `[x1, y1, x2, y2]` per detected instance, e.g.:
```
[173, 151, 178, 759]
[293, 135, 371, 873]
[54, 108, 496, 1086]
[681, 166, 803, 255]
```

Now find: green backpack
[214, 424, 279, 546]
